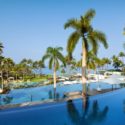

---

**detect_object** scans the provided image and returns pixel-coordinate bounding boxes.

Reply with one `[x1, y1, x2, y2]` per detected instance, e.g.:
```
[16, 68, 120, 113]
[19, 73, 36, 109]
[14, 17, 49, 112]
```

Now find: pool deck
[0, 88, 120, 110]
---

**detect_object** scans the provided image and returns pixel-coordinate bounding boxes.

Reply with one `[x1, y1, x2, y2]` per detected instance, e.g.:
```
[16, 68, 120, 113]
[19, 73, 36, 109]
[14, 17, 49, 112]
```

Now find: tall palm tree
[64, 9, 108, 95]
[42, 47, 66, 89]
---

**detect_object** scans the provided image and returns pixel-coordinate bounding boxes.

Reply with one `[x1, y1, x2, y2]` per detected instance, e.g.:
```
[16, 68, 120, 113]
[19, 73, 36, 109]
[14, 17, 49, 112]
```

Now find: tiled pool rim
[0, 88, 124, 111]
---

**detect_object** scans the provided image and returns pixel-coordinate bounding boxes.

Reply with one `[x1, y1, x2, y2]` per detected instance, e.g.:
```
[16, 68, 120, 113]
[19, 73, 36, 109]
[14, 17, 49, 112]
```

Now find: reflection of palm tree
[48, 90, 60, 100]
[123, 99, 125, 113]
[48, 90, 53, 99]
[67, 99, 109, 125]
[3, 96, 13, 104]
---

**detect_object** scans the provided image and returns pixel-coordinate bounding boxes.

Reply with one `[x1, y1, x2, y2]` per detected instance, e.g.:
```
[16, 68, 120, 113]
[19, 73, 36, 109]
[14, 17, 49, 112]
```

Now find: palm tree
[2, 58, 15, 80]
[119, 52, 125, 64]
[42, 47, 66, 89]
[101, 58, 111, 70]
[64, 9, 108, 95]
[19, 59, 32, 79]
[32, 60, 45, 76]
[112, 55, 123, 70]
[32, 61, 39, 76]
[38, 60, 45, 75]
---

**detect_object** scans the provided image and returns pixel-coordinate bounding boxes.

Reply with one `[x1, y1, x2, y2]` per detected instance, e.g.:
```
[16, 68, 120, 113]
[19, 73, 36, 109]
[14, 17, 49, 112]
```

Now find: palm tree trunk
[53, 63, 56, 89]
[82, 42, 87, 96]
[53, 63, 57, 100]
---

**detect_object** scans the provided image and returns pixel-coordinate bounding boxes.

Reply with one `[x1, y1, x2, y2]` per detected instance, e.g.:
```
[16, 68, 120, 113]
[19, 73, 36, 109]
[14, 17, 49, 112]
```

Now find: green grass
[24, 75, 53, 82]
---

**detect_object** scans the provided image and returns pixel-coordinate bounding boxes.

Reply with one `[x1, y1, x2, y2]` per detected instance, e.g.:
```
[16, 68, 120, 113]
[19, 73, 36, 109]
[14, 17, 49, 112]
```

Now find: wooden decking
[64, 88, 120, 99]
[87, 88, 119, 96]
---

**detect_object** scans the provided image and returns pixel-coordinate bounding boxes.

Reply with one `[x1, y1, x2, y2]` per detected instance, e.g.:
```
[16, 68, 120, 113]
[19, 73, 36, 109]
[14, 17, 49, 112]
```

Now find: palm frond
[42, 54, 51, 63]
[49, 57, 53, 69]
[67, 31, 80, 54]
[64, 19, 81, 30]
[56, 47, 63, 51]
[82, 9, 95, 23]
[47, 47, 53, 53]
[56, 51, 66, 67]
[90, 30, 108, 49]
[88, 36, 99, 55]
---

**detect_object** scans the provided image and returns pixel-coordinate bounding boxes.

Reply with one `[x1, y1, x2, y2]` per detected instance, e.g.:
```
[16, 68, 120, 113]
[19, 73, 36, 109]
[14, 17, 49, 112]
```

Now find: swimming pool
[0, 82, 120, 106]
[0, 88, 125, 125]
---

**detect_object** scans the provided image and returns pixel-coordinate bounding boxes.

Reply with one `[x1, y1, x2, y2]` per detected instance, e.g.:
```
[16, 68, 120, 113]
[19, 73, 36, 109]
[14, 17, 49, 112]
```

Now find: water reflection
[1, 96, 13, 105]
[67, 97, 109, 125]
[48, 89, 60, 100]
[123, 99, 125, 113]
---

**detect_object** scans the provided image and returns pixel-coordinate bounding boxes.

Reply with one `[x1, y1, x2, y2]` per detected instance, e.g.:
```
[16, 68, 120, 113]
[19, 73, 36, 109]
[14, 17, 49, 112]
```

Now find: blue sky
[0, 0, 125, 63]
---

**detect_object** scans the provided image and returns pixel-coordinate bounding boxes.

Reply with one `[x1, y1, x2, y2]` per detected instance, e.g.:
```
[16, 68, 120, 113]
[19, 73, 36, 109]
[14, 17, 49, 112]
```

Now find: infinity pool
[0, 88, 125, 125]
[0, 82, 116, 105]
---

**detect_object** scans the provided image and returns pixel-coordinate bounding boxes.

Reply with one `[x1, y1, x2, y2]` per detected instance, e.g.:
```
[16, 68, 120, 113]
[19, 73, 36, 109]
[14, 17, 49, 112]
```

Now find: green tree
[38, 60, 45, 75]
[64, 9, 108, 95]
[119, 52, 125, 64]
[42, 47, 66, 89]
[2, 58, 15, 80]
[101, 58, 111, 70]
[112, 55, 123, 69]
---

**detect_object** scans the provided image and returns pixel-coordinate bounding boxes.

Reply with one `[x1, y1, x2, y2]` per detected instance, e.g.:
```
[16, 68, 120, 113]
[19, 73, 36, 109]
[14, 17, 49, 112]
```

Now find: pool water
[0, 88, 125, 125]
[0, 82, 120, 105]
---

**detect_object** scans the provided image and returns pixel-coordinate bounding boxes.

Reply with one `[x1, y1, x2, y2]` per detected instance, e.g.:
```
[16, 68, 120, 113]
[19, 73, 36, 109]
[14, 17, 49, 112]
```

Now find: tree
[101, 58, 111, 70]
[112, 55, 123, 69]
[2, 58, 15, 80]
[64, 9, 108, 95]
[38, 60, 45, 75]
[19, 59, 33, 79]
[42, 47, 66, 89]
[119, 52, 125, 64]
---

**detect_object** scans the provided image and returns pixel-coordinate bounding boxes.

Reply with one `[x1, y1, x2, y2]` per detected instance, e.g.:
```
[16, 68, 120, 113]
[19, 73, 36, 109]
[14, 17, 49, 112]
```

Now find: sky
[0, 0, 125, 63]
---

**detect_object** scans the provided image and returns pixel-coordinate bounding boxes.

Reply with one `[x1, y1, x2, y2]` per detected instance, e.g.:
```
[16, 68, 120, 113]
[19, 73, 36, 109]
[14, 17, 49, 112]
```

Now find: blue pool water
[0, 88, 125, 125]
[0, 82, 119, 105]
